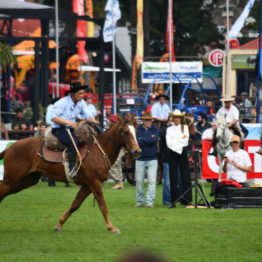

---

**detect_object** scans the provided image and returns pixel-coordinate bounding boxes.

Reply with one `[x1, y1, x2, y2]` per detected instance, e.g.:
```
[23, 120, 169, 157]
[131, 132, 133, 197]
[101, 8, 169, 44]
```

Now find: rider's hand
[67, 120, 77, 129]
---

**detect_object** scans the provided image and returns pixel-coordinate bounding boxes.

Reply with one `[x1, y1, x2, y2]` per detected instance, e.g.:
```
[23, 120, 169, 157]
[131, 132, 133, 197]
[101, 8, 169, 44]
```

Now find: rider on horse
[49, 81, 95, 179]
[210, 95, 242, 156]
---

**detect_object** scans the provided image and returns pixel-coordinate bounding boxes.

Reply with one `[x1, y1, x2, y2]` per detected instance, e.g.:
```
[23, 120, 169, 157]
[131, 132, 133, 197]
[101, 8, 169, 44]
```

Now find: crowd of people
[0, 83, 260, 207]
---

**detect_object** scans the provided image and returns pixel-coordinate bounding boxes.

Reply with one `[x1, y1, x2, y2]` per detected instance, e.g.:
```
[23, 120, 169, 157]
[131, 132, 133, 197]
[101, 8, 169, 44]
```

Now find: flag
[86, 0, 94, 38]
[135, 0, 144, 67]
[103, 0, 121, 42]
[228, 0, 255, 39]
[72, 0, 88, 63]
[166, 0, 175, 61]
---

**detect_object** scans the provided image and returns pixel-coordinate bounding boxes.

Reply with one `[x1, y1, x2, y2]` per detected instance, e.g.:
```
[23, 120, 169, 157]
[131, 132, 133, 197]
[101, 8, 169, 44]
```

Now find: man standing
[223, 135, 252, 184]
[50, 82, 93, 178]
[151, 94, 171, 125]
[135, 112, 159, 208]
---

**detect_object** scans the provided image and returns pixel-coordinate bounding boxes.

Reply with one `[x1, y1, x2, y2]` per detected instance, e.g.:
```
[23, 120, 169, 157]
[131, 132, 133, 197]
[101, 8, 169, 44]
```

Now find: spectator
[206, 99, 216, 120]
[223, 135, 252, 184]
[166, 110, 192, 208]
[34, 121, 47, 138]
[151, 94, 170, 125]
[135, 112, 159, 208]
[239, 92, 252, 123]
[195, 113, 211, 140]
[12, 108, 28, 130]
[201, 119, 217, 141]
[11, 95, 24, 112]
[159, 116, 173, 206]
[145, 94, 156, 113]
[107, 114, 125, 190]
[84, 95, 98, 118]
[0, 117, 9, 140]
[23, 100, 33, 126]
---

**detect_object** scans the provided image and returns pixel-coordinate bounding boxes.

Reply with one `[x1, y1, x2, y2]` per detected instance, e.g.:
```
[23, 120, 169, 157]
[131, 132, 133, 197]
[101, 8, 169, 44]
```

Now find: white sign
[141, 62, 203, 84]
[0, 141, 16, 181]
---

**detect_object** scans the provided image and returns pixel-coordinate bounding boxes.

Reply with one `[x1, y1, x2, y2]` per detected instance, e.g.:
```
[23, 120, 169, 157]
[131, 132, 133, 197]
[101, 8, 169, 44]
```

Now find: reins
[92, 135, 112, 168]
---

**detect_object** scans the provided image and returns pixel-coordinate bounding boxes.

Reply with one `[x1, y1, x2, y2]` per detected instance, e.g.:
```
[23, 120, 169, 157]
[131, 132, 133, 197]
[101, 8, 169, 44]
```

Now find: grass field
[0, 182, 262, 262]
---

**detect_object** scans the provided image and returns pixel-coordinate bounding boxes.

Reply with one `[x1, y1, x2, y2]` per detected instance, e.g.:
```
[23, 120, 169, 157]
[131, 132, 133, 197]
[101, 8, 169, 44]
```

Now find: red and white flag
[72, 0, 88, 63]
[166, 0, 175, 61]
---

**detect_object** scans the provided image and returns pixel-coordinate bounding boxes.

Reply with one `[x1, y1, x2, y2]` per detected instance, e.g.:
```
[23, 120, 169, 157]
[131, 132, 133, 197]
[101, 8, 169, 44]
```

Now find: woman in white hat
[166, 109, 192, 208]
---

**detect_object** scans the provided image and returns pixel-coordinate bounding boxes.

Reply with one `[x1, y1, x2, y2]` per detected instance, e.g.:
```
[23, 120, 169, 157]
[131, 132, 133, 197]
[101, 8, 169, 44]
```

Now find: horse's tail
[0, 150, 6, 160]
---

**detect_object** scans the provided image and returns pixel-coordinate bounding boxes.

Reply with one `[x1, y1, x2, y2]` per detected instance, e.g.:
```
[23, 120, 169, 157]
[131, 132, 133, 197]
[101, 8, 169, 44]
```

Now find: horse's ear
[117, 114, 124, 122]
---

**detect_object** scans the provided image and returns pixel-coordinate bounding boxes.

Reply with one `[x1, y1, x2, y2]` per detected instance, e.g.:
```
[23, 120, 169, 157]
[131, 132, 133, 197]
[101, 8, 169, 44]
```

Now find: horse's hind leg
[54, 186, 91, 232]
[90, 180, 120, 233]
[0, 172, 41, 203]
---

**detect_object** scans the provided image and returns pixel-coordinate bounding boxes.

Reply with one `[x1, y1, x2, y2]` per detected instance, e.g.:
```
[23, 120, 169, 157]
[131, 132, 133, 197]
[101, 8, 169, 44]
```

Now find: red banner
[202, 140, 262, 179]
[72, 0, 88, 63]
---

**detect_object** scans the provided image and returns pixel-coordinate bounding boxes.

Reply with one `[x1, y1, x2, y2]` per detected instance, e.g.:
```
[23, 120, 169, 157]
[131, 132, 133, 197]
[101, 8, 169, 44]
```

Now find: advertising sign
[208, 49, 225, 67]
[202, 124, 262, 179]
[141, 62, 203, 84]
[232, 55, 257, 69]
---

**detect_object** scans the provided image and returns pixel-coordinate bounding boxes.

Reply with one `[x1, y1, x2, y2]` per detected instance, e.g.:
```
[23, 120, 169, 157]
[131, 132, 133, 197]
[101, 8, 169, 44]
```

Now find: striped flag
[228, 0, 255, 39]
[103, 0, 121, 42]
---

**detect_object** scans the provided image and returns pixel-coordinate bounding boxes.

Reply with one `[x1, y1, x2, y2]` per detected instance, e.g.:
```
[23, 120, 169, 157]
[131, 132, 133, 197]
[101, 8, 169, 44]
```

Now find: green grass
[0, 182, 262, 262]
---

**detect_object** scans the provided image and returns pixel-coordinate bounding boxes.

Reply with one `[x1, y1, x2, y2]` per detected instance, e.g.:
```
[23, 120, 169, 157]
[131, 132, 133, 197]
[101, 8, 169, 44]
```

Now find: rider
[209, 95, 240, 157]
[50, 81, 94, 178]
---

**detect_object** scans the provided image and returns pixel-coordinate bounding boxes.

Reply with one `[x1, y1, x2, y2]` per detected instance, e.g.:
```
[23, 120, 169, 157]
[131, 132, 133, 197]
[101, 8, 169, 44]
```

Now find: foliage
[0, 43, 16, 67]
[0, 182, 262, 262]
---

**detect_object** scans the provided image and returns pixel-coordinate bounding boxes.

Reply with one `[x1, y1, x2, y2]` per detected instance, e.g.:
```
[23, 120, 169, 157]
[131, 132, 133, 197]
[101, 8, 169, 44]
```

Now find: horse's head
[183, 113, 195, 135]
[216, 117, 227, 139]
[116, 115, 141, 159]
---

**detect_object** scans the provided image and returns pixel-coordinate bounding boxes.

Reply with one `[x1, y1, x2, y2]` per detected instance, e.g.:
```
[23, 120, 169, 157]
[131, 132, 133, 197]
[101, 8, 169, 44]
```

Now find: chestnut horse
[0, 117, 141, 233]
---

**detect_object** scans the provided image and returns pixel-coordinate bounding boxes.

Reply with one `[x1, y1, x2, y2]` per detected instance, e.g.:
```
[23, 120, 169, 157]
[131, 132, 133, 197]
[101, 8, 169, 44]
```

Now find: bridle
[184, 116, 194, 128]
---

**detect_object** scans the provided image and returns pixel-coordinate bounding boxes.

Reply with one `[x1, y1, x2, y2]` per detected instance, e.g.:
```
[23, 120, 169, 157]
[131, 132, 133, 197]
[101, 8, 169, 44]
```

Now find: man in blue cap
[50, 81, 94, 178]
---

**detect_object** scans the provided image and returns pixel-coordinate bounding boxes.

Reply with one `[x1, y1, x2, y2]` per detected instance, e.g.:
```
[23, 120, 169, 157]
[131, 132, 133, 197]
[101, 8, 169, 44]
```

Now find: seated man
[223, 135, 252, 185]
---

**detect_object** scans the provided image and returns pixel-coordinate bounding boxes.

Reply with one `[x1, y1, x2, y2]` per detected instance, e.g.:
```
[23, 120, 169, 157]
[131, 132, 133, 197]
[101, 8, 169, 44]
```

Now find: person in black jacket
[135, 112, 159, 208]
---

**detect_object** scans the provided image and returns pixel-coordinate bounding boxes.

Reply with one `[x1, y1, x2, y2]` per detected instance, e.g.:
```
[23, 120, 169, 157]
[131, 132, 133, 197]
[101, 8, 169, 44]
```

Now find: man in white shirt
[151, 94, 171, 123]
[216, 96, 239, 128]
[223, 135, 252, 184]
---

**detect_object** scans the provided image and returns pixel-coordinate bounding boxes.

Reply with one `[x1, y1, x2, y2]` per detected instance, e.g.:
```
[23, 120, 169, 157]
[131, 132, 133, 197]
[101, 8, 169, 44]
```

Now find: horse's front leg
[54, 185, 91, 232]
[91, 180, 120, 234]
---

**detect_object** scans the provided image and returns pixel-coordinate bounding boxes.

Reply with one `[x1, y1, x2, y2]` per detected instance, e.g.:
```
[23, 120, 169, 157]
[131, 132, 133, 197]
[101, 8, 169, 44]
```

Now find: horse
[0, 116, 141, 233]
[183, 113, 196, 135]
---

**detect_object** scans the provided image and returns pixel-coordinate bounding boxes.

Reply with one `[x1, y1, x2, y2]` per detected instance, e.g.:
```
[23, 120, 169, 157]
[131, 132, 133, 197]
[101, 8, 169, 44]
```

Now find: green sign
[232, 55, 256, 69]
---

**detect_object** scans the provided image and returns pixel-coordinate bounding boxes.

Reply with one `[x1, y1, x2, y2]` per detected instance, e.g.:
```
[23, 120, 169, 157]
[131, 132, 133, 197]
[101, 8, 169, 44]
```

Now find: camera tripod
[171, 149, 211, 208]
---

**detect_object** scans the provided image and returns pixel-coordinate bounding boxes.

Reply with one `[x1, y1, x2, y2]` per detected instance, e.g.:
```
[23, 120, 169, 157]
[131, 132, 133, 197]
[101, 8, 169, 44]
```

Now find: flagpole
[112, 2, 117, 115]
[168, 0, 173, 110]
[55, 0, 60, 98]
[256, 0, 262, 123]
[225, 0, 230, 97]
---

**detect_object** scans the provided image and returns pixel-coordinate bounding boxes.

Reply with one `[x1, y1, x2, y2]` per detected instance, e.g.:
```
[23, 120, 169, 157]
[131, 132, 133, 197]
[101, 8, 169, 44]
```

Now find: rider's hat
[140, 111, 154, 120]
[169, 109, 185, 118]
[220, 95, 235, 102]
[155, 94, 169, 100]
[230, 135, 240, 143]
[70, 81, 88, 93]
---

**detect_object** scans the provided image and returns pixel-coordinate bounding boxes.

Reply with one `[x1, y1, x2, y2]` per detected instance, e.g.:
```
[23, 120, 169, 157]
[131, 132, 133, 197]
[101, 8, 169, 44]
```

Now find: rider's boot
[68, 150, 77, 179]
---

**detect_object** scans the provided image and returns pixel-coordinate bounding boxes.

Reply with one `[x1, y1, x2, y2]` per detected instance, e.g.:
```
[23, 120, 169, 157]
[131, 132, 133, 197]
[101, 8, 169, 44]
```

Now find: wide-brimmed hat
[108, 114, 118, 123]
[169, 109, 185, 117]
[70, 81, 89, 93]
[220, 95, 235, 102]
[230, 135, 240, 143]
[155, 94, 169, 101]
[140, 111, 154, 120]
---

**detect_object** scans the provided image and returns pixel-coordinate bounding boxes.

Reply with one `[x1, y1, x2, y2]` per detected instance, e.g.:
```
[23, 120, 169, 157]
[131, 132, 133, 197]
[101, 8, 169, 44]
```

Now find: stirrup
[69, 167, 77, 179]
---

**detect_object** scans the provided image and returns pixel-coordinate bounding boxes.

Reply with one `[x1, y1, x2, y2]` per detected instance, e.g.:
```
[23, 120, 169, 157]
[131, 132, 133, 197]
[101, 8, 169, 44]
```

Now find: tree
[0, 43, 16, 68]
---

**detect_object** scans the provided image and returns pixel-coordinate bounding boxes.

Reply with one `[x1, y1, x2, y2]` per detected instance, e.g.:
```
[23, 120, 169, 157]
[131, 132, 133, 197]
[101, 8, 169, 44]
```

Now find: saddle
[38, 127, 90, 163]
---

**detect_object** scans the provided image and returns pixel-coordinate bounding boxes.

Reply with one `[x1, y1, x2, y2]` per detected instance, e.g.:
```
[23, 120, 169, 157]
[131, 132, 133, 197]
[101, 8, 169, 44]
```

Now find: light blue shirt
[45, 104, 54, 125]
[151, 102, 171, 119]
[50, 95, 92, 128]
[86, 103, 97, 117]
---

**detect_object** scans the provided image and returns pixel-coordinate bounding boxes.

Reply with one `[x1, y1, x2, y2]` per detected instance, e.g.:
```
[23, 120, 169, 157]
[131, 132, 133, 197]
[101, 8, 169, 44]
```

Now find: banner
[135, 0, 144, 67]
[141, 61, 203, 84]
[166, 0, 175, 61]
[72, 0, 88, 63]
[202, 124, 262, 179]
[228, 0, 255, 39]
[103, 0, 121, 42]
[86, 0, 94, 38]
[0, 141, 16, 181]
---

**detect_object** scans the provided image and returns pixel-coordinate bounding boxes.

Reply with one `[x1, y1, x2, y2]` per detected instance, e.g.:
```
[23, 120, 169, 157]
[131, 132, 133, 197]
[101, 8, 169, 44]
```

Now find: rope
[66, 128, 83, 177]
[92, 135, 111, 168]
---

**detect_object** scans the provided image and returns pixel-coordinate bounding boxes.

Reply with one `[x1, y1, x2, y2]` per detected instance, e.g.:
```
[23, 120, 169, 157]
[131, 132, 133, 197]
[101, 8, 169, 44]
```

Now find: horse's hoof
[111, 228, 121, 234]
[54, 227, 61, 232]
